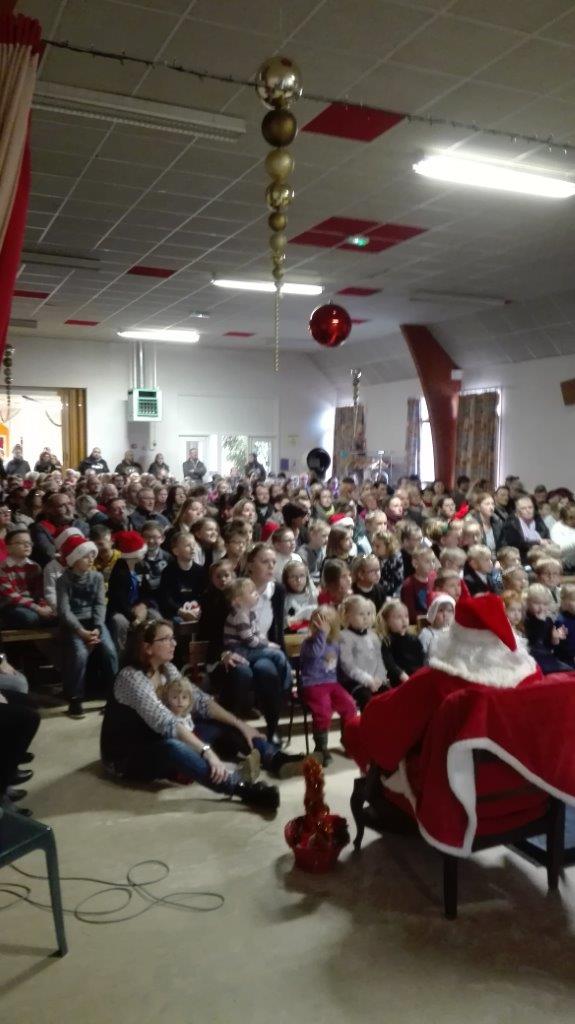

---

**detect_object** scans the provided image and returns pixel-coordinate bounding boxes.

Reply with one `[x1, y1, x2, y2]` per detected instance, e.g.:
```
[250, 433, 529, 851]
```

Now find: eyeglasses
[153, 635, 176, 644]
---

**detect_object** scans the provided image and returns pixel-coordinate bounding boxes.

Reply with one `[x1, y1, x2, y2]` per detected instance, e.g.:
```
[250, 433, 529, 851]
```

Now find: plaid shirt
[0, 557, 44, 609]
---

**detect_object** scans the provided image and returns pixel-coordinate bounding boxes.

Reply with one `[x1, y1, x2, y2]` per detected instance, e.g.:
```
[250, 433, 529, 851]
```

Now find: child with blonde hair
[298, 519, 329, 584]
[338, 594, 387, 709]
[418, 593, 455, 662]
[318, 559, 352, 607]
[556, 583, 575, 667]
[400, 546, 438, 624]
[371, 528, 403, 597]
[524, 582, 571, 675]
[282, 560, 317, 632]
[502, 589, 525, 636]
[534, 557, 563, 605]
[351, 553, 386, 611]
[433, 568, 462, 603]
[299, 606, 358, 765]
[463, 543, 496, 596]
[501, 563, 528, 597]
[377, 598, 425, 686]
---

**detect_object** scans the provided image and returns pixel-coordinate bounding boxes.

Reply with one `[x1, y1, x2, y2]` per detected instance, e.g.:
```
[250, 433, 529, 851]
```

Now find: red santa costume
[345, 593, 575, 856]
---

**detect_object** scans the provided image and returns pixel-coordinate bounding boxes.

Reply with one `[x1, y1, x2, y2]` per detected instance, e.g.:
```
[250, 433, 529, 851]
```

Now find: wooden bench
[0, 628, 58, 644]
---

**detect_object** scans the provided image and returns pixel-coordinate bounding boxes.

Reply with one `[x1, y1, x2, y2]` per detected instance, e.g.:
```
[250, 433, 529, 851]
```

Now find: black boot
[11, 768, 33, 785]
[67, 700, 85, 720]
[313, 731, 332, 767]
[269, 750, 305, 779]
[237, 781, 280, 811]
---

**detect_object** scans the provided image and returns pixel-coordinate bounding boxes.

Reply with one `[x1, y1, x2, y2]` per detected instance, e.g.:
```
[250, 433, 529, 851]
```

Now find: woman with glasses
[100, 619, 280, 811]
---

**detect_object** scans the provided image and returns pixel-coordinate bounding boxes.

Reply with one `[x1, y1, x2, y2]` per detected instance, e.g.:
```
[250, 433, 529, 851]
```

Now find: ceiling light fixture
[117, 329, 199, 343]
[20, 249, 100, 271]
[413, 155, 575, 199]
[346, 235, 370, 247]
[410, 289, 506, 308]
[212, 278, 323, 296]
[33, 82, 246, 142]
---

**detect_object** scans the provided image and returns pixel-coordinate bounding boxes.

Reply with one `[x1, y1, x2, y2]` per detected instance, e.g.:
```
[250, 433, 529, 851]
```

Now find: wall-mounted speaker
[560, 378, 575, 406]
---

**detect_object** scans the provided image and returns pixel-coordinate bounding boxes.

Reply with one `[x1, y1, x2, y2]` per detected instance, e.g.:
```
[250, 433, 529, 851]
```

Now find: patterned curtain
[333, 404, 366, 480]
[405, 397, 420, 476]
[455, 391, 499, 484]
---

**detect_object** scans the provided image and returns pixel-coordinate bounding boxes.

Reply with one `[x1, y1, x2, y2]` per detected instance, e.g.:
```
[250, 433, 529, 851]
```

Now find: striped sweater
[223, 607, 267, 649]
[0, 557, 44, 609]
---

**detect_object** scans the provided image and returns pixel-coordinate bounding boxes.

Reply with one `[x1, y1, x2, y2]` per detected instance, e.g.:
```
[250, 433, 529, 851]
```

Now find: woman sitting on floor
[100, 618, 281, 810]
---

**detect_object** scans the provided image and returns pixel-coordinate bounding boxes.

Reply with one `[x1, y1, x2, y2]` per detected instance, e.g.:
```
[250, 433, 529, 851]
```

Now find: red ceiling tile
[341, 238, 396, 253]
[289, 229, 342, 248]
[303, 102, 404, 142]
[65, 319, 99, 326]
[14, 289, 49, 298]
[350, 318, 369, 324]
[337, 287, 381, 296]
[224, 331, 255, 337]
[314, 216, 378, 236]
[127, 265, 175, 278]
[368, 223, 426, 242]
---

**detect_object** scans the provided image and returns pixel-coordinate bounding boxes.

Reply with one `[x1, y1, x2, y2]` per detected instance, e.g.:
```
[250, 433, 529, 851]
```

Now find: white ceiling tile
[477, 39, 575, 93]
[449, 0, 575, 33]
[390, 15, 522, 77]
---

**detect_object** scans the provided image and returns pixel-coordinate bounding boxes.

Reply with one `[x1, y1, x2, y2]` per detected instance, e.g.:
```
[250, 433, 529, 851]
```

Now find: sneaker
[314, 747, 333, 767]
[269, 751, 306, 779]
[238, 781, 280, 811]
[67, 701, 85, 720]
[237, 748, 261, 785]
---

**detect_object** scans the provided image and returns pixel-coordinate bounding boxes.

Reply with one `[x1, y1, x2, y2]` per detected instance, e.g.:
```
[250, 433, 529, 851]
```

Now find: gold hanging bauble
[269, 232, 287, 253]
[256, 56, 302, 109]
[265, 148, 294, 180]
[272, 265, 284, 282]
[266, 181, 294, 210]
[268, 211, 287, 231]
[261, 108, 297, 147]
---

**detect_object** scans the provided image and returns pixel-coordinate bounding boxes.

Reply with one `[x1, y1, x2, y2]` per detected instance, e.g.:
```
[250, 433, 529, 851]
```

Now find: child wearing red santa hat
[56, 533, 118, 719]
[106, 530, 161, 654]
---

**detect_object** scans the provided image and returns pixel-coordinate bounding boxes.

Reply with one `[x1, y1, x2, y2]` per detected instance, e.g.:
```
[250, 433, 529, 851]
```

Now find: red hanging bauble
[309, 303, 352, 348]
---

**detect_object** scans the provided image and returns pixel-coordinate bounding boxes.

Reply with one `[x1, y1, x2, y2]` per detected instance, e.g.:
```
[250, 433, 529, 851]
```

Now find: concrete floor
[1, 708, 575, 1024]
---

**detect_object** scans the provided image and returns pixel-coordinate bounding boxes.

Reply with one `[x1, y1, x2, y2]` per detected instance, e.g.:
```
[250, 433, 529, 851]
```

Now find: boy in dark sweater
[56, 534, 118, 718]
[139, 522, 170, 606]
[106, 530, 161, 654]
[158, 532, 203, 623]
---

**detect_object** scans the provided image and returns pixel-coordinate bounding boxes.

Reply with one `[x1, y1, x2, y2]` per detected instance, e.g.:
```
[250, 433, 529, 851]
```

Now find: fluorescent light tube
[411, 290, 506, 308]
[212, 279, 323, 296]
[21, 250, 100, 270]
[33, 82, 246, 142]
[118, 329, 199, 343]
[413, 155, 575, 199]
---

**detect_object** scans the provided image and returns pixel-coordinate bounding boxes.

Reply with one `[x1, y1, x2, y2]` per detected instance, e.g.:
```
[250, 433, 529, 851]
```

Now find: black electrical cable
[0, 860, 224, 925]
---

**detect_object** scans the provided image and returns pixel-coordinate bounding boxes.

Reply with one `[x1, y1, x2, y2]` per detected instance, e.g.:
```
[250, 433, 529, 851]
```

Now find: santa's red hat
[60, 534, 98, 567]
[114, 530, 147, 560]
[455, 593, 516, 651]
[329, 513, 354, 528]
[261, 520, 279, 542]
[54, 526, 84, 551]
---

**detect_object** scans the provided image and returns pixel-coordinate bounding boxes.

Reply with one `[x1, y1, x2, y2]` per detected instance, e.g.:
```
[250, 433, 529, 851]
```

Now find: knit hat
[54, 526, 84, 551]
[329, 513, 354, 528]
[60, 534, 98, 568]
[455, 593, 516, 651]
[427, 592, 456, 625]
[114, 530, 147, 560]
[261, 519, 279, 542]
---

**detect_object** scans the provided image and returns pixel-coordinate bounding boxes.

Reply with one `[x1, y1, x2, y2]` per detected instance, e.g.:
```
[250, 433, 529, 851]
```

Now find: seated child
[418, 593, 456, 662]
[533, 556, 563, 605]
[271, 526, 302, 582]
[325, 523, 355, 565]
[0, 527, 55, 627]
[463, 544, 497, 596]
[371, 529, 403, 597]
[297, 519, 329, 584]
[351, 553, 386, 611]
[338, 594, 387, 710]
[139, 521, 170, 605]
[221, 519, 250, 574]
[433, 568, 462, 603]
[107, 530, 161, 652]
[491, 545, 521, 592]
[91, 523, 121, 594]
[502, 588, 525, 637]
[198, 559, 236, 663]
[318, 558, 352, 607]
[44, 526, 84, 611]
[158, 532, 203, 623]
[377, 598, 425, 687]
[524, 582, 571, 675]
[190, 516, 222, 577]
[438, 547, 469, 595]
[460, 519, 482, 551]
[501, 563, 528, 597]
[556, 583, 575, 667]
[400, 545, 438, 624]
[282, 560, 317, 633]
[398, 522, 423, 578]
[299, 606, 358, 765]
[222, 577, 290, 684]
[56, 534, 118, 719]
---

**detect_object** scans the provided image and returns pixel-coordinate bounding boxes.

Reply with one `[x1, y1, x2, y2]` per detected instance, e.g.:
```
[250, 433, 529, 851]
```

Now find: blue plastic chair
[0, 808, 68, 956]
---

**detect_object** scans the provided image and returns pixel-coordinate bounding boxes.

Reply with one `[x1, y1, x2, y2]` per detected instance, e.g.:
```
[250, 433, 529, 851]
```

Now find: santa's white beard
[429, 623, 537, 688]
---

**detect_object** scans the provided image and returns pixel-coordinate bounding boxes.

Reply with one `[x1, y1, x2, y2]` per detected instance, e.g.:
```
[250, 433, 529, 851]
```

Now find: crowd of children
[2, 451, 575, 769]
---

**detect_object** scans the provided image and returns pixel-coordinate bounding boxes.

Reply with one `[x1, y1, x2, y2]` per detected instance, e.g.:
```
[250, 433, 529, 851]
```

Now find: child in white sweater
[282, 560, 318, 632]
[338, 594, 387, 710]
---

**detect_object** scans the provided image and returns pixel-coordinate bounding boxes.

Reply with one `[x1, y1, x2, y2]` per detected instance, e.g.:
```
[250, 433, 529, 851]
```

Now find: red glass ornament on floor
[309, 303, 352, 348]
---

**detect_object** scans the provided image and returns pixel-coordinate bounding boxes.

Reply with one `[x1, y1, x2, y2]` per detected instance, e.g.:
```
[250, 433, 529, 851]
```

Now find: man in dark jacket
[499, 495, 550, 563]
[244, 453, 266, 481]
[129, 488, 169, 533]
[5, 445, 30, 477]
[182, 448, 206, 481]
[78, 448, 109, 475]
[30, 493, 88, 567]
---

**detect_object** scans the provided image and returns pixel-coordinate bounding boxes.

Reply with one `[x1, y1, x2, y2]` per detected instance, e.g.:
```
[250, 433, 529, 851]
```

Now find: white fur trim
[120, 545, 147, 560]
[429, 623, 537, 688]
[382, 760, 417, 809]
[66, 540, 97, 567]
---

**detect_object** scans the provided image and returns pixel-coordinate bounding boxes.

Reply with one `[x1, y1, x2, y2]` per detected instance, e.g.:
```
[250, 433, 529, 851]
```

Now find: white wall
[10, 336, 336, 475]
[359, 353, 575, 491]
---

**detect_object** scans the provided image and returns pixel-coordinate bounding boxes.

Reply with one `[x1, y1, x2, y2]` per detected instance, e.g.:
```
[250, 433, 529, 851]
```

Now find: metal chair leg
[546, 799, 565, 891]
[43, 830, 68, 957]
[350, 776, 367, 851]
[443, 854, 458, 920]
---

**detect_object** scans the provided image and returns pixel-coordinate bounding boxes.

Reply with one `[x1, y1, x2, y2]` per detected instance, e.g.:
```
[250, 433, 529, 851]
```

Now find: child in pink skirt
[299, 606, 358, 766]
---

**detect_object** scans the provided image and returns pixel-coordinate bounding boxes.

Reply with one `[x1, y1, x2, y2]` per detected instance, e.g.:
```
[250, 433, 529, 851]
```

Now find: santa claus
[345, 593, 575, 856]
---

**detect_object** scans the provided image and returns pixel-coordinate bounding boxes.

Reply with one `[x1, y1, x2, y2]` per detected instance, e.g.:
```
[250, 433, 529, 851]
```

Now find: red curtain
[0, 13, 42, 361]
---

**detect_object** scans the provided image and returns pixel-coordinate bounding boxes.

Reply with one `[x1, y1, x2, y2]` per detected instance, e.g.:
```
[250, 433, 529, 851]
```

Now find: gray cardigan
[56, 568, 105, 631]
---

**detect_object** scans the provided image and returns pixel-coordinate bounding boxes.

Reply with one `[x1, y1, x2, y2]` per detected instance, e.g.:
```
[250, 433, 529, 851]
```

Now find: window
[419, 397, 435, 483]
[219, 435, 274, 476]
